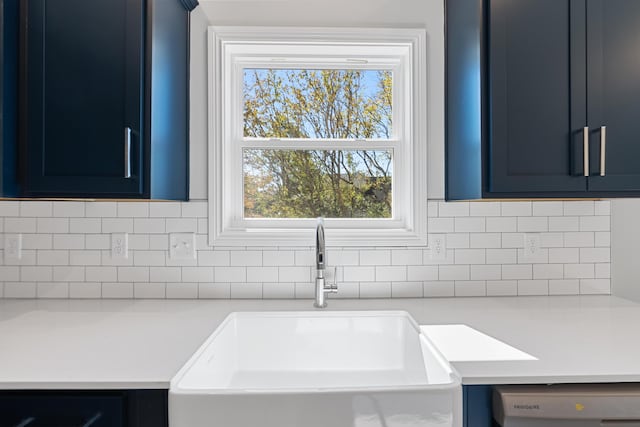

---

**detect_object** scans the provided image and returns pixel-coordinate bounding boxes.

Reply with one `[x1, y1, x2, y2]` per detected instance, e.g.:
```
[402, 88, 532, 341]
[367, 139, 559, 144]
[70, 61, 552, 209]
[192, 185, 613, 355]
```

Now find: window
[208, 27, 427, 246]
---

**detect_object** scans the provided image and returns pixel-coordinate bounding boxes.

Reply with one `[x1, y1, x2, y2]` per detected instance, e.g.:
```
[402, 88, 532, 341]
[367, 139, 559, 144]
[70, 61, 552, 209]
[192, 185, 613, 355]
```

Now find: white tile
[20, 201, 52, 217]
[198, 251, 230, 266]
[549, 279, 580, 295]
[198, 282, 231, 299]
[102, 219, 133, 233]
[580, 279, 610, 295]
[469, 233, 501, 248]
[549, 248, 579, 263]
[455, 281, 486, 297]
[0, 201, 19, 216]
[594, 201, 610, 216]
[53, 235, 85, 250]
[549, 217, 579, 232]
[428, 218, 454, 233]
[502, 233, 524, 248]
[446, 233, 469, 249]
[360, 282, 392, 298]
[469, 202, 501, 217]
[164, 251, 196, 267]
[333, 282, 360, 299]
[21, 266, 53, 281]
[37, 250, 69, 265]
[53, 202, 85, 217]
[329, 250, 360, 266]
[580, 247, 610, 263]
[486, 280, 518, 296]
[69, 282, 102, 298]
[391, 249, 422, 266]
[117, 202, 149, 217]
[294, 282, 315, 299]
[533, 264, 563, 279]
[564, 232, 594, 247]
[0, 266, 19, 281]
[486, 249, 517, 264]
[86, 267, 117, 282]
[149, 235, 169, 250]
[595, 232, 610, 247]
[517, 248, 549, 264]
[230, 283, 263, 299]
[517, 217, 548, 232]
[564, 201, 594, 216]
[230, 251, 262, 266]
[6, 218, 37, 233]
[134, 283, 166, 299]
[246, 266, 278, 282]
[69, 218, 101, 234]
[166, 282, 199, 299]
[4, 282, 36, 298]
[22, 234, 52, 250]
[118, 266, 149, 282]
[149, 202, 182, 217]
[131, 251, 164, 266]
[263, 282, 295, 299]
[454, 217, 485, 232]
[454, 249, 485, 264]
[343, 266, 375, 282]
[532, 201, 563, 216]
[182, 201, 208, 218]
[215, 266, 246, 282]
[198, 219, 208, 234]
[580, 216, 610, 231]
[438, 201, 469, 217]
[423, 281, 455, 297]
[439, 265, 469, 281]
[518, 280, 549, 295]
[501, 202, 531, 216]
[37, 282, 69, 298]
[564, 264, 595, 279]
[86, 235, 110, 250]
[102, 282, 134, 298]
[166, 218, 198, 233]
[471, 265, 501, 280]
[486, 217, 517, 233]
[294, 250, 315, 266]
[407, 266, 438, 281]
[427, 200, 439, 217]
[86, 202, 117, 217]
[134, 219, 166, 234]
[360, 250, 390, 266]
[149, 267, 181, 282]
[375, 266, 407, 282]
[195, 234, 208, 250]
[391, 282, 423, 298]
[596, 263, 611, 279]
[423, 248, 455, 265]
[502, 264, 532, 280]
[4, 250, 36, 266]
[69, 251, 101, 266]
[540, 233, 564, 248]
[128, 234, 150, 250]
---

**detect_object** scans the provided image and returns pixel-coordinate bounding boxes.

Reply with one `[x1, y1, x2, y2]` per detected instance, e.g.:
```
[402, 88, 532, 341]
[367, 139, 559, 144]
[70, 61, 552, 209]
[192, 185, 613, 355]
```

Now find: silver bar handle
[583, 126, 589, 177]
[124, 127, 132, 179]
[600, 126, 607, 177]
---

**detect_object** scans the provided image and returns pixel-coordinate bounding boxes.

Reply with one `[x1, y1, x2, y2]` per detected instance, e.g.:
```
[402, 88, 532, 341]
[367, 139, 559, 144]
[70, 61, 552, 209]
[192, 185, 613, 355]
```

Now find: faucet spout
[316, 217, 325, 270]
[314, 217, 337, 308]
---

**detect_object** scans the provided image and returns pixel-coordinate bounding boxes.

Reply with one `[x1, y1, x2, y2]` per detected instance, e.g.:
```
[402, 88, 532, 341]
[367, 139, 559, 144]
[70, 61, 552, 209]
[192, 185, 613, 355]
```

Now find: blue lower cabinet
[0, 390, 167, 427]
[464, 385, 495, 427]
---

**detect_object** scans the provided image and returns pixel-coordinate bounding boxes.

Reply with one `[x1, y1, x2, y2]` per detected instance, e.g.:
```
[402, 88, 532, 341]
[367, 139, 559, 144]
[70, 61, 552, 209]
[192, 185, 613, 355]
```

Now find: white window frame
[208, 26, 428, 247]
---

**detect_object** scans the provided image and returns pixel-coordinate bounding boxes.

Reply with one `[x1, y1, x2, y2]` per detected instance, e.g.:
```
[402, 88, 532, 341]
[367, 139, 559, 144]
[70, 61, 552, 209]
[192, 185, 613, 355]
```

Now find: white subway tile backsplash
[549, 279, 580, 295]
[85, 235, 110, 250]
[37, 282, 69, 298]
[294, 250, 315, 266]
[540, 232, 564, 248]
[438, 201, 469, 217]
[580, 279, 610, 295]
[53, 202, 85, 218]
[149, 202, 182, 218]
[455, 249, 485, 265]
[0, 266, 19, 281]
[517, 217, 548, 232]
[102, 219, 133, 234]
[517, 280, 549, 296]
[230, 251, 262, 266]
[549, 248, 579, 264]
[549, 216, 580, 232]
[20, 201, 52, 217]
[118, 267, 149, 282]
[134, 283, 166, 299]
[53, 235, 85, 250]
[133, 251, 165, 266]
[263, 282, 295, 299]
[486, 217, 517, 233]
[407, 265, 438, 281]
[428, 217, 454, 233]
[455, 217, 485, 233]
[471, 265, 501, 280]
[69, 282, 102, 298]
[501, 202, 531, 216]
[391, 281, 423, 298]
[423, 281, 455, 297]
[502, 264, 532, 280]
[595, 232, 611, 247]
[486, 249, 517, 265]
[86, 267, 117, 283]
[391, 249, 422, 266]
[37, 251, 69, 266]
[0, 201, 19, 216]
[533, 264, 563, 279]
[70, 218, 101, 234]
[360, 250, 390, 266]
[580, 247, 610, 263]
[563, 201, 594, 216]
[596, 263, 611, 279]
[181, 201, 207, 218]
[7, 218, 37, 233]
[360, 282, 392, 298]
[445, 233, 470, 249]
[469, 202, 501, 217]
[502, 233, 525, 248]
[532, 201, 563, 217]
[454, 281, 486, 297]
[166, 218, 198, 233]
[246, 266, 278, 283]
[470, 233, 501, 249]
[102, 282, 134, 298]
[564, 232, 594, 248]
[580, 216, 610, 231]
[166, 282, 198, 299]
[198, 282, 231, 299]
[564, 264, 595, 279]
[343, 266, 375, 282]
[230, 283, 263, 299]
[4, 282, 36, 298]
[486, 280, 517, 296]
[21, 266, 53, 282]
[594, 201, 610, 216]
[215, 266, 247, 283]
[439, 265, 469, 281]
[517, 248, 549, 264]
[134, 219, 166, 234]
[86, 202, 116, 217]
[375, 266, 407, 282]
[117, 202, 149, 218]
[22, 234, 52, 250]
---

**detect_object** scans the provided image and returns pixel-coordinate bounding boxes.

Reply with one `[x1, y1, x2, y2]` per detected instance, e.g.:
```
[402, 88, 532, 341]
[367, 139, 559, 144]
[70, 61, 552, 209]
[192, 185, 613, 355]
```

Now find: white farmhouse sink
[170, 311, 461, 427]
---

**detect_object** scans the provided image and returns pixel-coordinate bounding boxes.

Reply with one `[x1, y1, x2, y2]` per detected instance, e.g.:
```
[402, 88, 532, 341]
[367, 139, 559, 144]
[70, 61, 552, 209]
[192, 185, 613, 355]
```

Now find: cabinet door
[587, 0, 640, 192]
[488, 0, 587, 194]
[21, 0, 144, 197]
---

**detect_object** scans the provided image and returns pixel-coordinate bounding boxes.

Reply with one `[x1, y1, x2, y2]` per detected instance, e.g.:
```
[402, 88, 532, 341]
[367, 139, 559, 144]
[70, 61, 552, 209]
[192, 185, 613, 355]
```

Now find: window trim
[208, 26, 428, 247]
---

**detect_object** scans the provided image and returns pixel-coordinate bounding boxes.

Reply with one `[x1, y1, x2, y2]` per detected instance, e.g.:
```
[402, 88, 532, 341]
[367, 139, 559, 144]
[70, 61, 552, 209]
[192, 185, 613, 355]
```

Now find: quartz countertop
[0, 296, 638, 389]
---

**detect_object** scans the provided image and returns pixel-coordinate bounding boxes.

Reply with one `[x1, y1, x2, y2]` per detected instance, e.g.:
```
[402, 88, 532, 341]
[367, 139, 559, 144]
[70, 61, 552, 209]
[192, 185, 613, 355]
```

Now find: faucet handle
[329, 266, 338, 293]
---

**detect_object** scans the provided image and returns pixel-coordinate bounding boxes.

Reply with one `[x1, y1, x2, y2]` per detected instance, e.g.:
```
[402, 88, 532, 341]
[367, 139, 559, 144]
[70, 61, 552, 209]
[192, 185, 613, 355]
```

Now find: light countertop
[1, 296, 639, 389]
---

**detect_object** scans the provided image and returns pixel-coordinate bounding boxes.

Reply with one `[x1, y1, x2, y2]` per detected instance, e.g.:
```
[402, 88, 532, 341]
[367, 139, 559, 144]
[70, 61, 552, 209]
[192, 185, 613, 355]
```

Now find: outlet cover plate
[111, 233, 128, 259]
[4, 234, 22, 261]
[170, 233, 197, 260]
[429, 234, 447, 261]
[523, 233, 541, 261]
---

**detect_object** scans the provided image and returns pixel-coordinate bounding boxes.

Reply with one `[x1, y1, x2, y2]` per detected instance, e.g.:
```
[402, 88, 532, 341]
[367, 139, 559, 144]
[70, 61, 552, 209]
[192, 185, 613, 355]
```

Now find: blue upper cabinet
[18, 0, 192, 199]
[446, 0, 640, 200]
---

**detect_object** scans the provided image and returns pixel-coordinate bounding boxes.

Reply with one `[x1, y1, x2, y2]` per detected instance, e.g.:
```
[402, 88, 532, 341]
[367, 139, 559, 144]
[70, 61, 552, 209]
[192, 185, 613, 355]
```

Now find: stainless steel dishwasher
[493, 384, 640, 427]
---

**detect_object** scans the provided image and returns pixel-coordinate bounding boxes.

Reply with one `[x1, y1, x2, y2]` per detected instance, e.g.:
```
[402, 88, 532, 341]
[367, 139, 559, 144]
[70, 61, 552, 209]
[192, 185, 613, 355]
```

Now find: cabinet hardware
[600, 126, 607, 177]
[124, 127, 132, 179]
[583, 127, 589, 177]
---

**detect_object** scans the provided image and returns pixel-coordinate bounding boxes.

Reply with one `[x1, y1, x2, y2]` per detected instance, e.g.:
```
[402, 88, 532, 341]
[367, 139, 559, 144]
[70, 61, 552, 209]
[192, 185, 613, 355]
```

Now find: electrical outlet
[111, 233, 128, 259]
[4, 234, 22, 261]
[429, 234, 447, 261]
[170, 233, 196, 260]
[523, 233, 541, 261]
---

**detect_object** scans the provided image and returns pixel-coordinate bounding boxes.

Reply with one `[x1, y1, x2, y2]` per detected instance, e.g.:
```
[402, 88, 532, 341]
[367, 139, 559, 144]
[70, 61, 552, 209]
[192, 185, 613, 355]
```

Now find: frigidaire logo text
[513, 404, 540, 410]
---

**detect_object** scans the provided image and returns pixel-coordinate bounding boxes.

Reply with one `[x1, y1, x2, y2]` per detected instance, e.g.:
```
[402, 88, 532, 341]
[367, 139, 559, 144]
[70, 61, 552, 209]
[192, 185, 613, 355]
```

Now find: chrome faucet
[314, 217, 337, 308]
